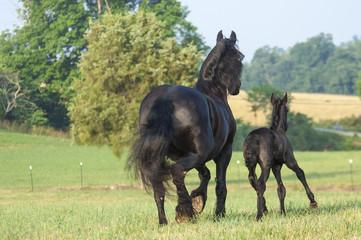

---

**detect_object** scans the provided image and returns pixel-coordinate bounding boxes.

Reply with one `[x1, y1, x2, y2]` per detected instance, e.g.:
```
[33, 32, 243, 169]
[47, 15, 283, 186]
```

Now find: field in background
[229, 91, 361, 126]
[1, 129, 361, 238]
[1, 129, 360, 191]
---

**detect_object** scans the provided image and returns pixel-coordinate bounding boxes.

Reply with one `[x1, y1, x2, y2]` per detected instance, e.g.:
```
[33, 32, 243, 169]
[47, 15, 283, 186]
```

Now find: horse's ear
[270, 92, 276, 104]
[282, 92, 288, 105]
[230, 31, 236, 44]
[217, 30, 223, 43]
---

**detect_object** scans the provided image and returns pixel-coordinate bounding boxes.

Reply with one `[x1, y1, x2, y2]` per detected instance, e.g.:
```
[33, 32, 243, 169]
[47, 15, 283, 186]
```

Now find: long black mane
[270, 93, 288, 131]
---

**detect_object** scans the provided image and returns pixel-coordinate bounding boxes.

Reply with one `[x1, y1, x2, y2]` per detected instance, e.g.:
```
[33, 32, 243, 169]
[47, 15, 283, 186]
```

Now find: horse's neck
[270, 110, 287, 133]
[270, 121, 287, 133]
[271, 128, 286, 137]
[194, 79, 228, 103]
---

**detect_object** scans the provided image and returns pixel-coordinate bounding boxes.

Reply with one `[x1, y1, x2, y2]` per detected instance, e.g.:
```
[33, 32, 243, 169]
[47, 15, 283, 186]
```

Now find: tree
[0, 70, 37, 121]
[242, 46, 284, 90]
[232, 119, 253, 151]
[357, 70, 361, 96]
[84, 0, 208, 51]
[286, 112, 318, 151]
[0, 0, 207, 129]
[0, 0, 90, 129]
[323, 43, 360, 94]
[145, 0, 208, 52]
[288, 33, 335, 93]
[69, 11, 203, 156]
[243, 33, 361, 95]
[246, 84, 286, 126]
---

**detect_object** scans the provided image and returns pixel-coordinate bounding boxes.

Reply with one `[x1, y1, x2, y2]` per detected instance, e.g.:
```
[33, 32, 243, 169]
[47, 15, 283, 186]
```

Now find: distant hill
[229, 91, 361, 126]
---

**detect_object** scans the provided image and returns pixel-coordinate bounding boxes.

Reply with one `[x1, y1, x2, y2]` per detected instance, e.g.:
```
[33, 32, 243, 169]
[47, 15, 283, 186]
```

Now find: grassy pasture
[1, 129, 361, 239]
[229, 91, 361, 126]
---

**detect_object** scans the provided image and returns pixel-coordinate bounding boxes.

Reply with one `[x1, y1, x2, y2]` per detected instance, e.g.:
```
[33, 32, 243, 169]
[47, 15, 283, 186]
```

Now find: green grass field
[1, 129, 361, 239]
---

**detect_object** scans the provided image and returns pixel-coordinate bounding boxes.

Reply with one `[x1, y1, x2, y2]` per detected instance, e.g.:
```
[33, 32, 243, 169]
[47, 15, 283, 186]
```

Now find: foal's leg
[285, 154, 318, 210]
[272, 164, 286, 215]
[247, 165, 258, 191]
[151, 180, 167, 225]
[256, 167, 271, 220]
[214, 145, 232, 219]
[190, 165, 211, 214]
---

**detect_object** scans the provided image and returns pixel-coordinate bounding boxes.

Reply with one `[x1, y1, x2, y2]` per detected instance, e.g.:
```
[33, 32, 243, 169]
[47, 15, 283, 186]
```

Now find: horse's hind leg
[190, 165, 211, 214]
[285, 157, 318, 210]
[151, 180, 167, 225]
[171, 157, 196, 223]
[272, 164, 286, 215]
[256, 167, 271, 220]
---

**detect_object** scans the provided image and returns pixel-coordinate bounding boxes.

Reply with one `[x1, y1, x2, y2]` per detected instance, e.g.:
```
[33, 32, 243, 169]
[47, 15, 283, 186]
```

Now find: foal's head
[270, 93, 288, 132]
[200, 30, 244, 95]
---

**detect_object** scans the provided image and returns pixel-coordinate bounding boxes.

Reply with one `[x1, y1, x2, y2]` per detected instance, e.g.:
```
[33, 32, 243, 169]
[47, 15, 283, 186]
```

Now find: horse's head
[270, 92, 288, 131]
[200, 30, 244, 96]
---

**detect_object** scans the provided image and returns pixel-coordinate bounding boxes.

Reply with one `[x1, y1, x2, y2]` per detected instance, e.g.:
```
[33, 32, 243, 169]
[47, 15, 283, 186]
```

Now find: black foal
[243, 93, 318, 220]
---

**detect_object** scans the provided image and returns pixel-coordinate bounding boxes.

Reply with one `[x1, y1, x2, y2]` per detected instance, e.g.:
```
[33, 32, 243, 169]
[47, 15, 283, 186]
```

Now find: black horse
[243, 93, 318, 220]
[127, 31, 244, 225]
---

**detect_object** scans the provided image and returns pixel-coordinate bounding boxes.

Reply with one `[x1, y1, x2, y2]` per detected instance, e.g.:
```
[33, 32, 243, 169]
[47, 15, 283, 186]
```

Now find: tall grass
[1, 130, 361, 238]
[1, 189, 360, 239]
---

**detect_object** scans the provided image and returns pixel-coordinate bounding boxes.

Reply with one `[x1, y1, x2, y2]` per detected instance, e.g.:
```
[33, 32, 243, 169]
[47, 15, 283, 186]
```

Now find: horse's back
[140, 84, 209, 125]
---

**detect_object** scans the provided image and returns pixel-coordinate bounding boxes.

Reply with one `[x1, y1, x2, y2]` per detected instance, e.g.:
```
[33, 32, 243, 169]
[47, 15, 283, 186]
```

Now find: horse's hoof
[175, 212, 191, 223]
[310, 202, 318, 210]
[159, 222, 168, 227]
[192, 195, 204, 214]
[263, 210, 269, 215]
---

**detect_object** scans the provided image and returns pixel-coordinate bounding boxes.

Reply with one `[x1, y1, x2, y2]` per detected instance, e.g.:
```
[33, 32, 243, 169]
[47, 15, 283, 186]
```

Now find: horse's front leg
[190, 165, 211, 214]
[214, 145, 232, 219]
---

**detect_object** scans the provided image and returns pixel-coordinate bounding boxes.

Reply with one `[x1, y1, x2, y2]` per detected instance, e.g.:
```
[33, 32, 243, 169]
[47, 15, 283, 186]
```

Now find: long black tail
[127, 98, 174, 192]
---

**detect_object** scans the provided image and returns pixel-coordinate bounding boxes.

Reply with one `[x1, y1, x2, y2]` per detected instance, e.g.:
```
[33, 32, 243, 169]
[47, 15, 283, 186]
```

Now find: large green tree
[0, 0, 207, 129]
[0, 0, 90, 129]
[69, 11, 203, 156]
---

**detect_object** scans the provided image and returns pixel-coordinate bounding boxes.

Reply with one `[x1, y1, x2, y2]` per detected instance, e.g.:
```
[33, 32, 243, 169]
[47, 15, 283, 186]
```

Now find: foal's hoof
[263, 209, 269, 215]
[192, 195, 204, 214]
[310, 202, 318, 210]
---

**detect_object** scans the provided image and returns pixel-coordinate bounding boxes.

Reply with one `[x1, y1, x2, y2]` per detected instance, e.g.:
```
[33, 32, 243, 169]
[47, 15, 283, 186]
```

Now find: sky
[1, 0, 361, 62]
[179, 0, 361, 61]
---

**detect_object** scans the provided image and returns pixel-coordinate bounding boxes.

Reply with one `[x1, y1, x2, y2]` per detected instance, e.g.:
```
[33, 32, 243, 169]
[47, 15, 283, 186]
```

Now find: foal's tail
[127, 98, 173, 192]
[243, 135, 259, 169]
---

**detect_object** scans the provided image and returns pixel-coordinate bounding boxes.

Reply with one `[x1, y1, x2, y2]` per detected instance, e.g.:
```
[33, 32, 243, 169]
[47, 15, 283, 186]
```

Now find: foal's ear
[270, 92, 276, 104]
[230, 31, 236, 44]
[217, 30, 223, 43]
[282, 92, 288, 105]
